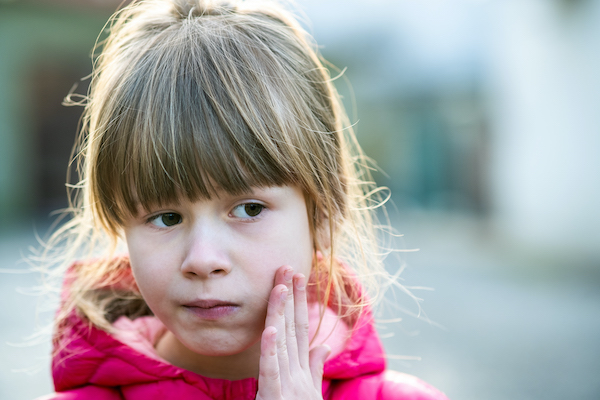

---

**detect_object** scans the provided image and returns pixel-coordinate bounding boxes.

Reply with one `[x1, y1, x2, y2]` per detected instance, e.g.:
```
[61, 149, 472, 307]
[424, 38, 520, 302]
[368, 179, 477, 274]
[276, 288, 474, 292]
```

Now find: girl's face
[123, 185, 314, 370]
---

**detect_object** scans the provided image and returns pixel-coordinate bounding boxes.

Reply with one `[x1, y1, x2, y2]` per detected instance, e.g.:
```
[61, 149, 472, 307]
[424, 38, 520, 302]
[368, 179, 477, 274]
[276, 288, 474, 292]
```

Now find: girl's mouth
[183, 299, 240, 320]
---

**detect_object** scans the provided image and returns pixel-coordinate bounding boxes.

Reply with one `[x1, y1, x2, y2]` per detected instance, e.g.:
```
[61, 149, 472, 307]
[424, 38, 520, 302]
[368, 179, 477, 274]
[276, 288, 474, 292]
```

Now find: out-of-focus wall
[485, 0, 600, 256]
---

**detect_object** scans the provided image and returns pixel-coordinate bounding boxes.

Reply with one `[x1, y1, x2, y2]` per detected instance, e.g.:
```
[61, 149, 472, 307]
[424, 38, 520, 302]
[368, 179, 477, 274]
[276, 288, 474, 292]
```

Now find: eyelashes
[147, 203, 265, 228]
[148, 213, 182, 228]
[231, 203, 264, 218]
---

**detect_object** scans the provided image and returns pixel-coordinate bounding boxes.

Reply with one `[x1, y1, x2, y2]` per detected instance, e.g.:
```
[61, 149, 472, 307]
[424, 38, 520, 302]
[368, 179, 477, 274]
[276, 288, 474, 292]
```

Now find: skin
[123, 185, 330, 398]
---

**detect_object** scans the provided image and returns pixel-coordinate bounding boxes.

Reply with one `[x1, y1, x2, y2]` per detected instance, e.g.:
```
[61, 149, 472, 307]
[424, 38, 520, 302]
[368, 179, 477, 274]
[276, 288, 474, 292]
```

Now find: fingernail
[284, 267, 294, 282]
[280, 286, 288, 301]
[295, 274, 305, 290]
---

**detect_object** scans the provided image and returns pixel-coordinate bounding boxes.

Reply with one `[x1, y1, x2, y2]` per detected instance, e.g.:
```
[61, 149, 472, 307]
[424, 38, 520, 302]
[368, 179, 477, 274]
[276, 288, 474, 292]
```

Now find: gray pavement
[380, 213, 600, 400]
[1, 213, 599, 400]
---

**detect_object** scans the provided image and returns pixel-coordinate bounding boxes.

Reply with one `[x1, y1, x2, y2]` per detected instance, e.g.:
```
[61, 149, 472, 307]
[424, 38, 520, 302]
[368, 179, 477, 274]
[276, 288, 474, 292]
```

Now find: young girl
[37, 0, 449, 399]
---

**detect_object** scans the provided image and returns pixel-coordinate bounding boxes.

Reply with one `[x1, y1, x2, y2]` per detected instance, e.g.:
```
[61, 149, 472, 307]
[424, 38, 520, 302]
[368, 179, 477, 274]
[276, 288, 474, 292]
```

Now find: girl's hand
[257, 266, 331, 400]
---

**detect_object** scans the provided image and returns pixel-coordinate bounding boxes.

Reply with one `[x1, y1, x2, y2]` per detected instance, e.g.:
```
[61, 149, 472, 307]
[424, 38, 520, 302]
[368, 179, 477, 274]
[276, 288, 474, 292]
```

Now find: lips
[182, 299, 240, 320]
[184, 299, 237, 308]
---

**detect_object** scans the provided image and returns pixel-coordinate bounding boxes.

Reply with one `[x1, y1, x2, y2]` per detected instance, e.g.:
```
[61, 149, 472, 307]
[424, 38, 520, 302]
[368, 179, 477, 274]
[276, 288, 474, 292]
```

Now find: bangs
[117, 69, 295, 212]
[88, 7, 345, 233]
[93, 19, 308, 224]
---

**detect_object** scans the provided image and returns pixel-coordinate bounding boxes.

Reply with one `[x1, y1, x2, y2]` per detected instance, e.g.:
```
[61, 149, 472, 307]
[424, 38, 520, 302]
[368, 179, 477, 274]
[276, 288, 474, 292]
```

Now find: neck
[155, 330, 261, 380]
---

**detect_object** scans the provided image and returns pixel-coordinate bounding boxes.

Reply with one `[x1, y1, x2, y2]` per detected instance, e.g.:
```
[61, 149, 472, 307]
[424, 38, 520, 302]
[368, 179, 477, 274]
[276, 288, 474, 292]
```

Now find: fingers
[257, 326, 282, 399]
[263, 265, 311, 367]
[280, 267, 299, 367]
[264, 282, 290, 378]
[259, 265, 325, 399]
[293, 273, 310, 369]
[272, 266, 311, 369]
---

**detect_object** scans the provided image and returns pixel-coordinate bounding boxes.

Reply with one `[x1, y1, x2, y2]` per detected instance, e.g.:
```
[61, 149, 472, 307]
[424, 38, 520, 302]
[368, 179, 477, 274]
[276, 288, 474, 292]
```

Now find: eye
[231, 203, 264, 218]
[149, 213, 182, 227]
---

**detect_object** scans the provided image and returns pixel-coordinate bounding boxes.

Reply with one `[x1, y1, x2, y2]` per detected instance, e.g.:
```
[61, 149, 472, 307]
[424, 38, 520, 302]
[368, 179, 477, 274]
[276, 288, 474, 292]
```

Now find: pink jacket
[39, 262, 449, 400]
[39, 308, 448, 400]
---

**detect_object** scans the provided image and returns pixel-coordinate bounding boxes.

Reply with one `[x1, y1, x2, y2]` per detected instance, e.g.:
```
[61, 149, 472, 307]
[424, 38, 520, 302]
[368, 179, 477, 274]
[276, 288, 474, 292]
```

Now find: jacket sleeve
[379, 370, 450, 400]
[328, 370, 449, 400]
[35, 386, 123, 400]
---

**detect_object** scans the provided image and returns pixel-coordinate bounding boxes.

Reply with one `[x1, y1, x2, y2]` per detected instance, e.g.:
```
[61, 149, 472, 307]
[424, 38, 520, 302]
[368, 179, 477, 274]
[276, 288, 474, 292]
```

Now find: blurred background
[1, 0, 599, 399]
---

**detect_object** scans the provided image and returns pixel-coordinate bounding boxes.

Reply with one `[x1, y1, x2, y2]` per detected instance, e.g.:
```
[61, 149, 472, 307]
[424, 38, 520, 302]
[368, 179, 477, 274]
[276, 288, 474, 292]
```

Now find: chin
[185, 334, 259, 357]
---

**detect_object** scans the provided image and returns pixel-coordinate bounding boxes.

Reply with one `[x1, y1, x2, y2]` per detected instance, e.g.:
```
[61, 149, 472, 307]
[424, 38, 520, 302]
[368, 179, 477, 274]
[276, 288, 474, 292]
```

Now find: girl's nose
[180, 224, 232, 279]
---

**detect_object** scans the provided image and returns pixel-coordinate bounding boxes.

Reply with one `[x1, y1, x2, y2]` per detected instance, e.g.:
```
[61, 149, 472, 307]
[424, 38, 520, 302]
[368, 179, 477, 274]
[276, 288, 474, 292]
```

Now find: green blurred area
[0, 2, 112, 226]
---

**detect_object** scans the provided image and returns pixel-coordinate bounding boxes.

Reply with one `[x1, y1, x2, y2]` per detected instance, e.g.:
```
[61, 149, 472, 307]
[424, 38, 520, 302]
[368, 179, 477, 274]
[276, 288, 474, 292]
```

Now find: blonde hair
[39, 0, 391, 335]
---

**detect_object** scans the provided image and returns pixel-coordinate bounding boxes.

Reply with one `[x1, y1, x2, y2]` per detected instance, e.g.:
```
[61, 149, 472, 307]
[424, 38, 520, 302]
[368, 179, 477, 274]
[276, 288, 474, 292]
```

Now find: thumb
[308, 344, 331, 389]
